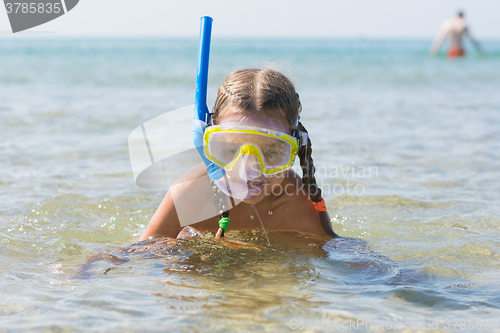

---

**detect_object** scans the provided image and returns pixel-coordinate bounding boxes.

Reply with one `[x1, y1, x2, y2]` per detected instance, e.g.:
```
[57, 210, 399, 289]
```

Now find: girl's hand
[176, 226, 205, 240]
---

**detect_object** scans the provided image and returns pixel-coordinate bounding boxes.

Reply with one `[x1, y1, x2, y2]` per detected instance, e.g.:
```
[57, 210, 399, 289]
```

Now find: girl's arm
[137, 189, 182, 240]
[137, 163, 217, 241]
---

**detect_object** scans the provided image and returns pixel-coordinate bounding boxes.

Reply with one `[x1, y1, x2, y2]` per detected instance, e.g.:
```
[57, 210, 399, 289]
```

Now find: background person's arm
[465, 27, 485, 55]
[430, 24, 448, 56]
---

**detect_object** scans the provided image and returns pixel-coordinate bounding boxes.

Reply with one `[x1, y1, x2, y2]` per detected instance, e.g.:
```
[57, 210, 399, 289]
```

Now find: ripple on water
[387, 286, 472, 311]
[46, 236, 93, 258]
[16, 193, 154, 243]
[330, 194, 455, 210]
[424, 181, 464, 188]
[0, 302, 27, 316]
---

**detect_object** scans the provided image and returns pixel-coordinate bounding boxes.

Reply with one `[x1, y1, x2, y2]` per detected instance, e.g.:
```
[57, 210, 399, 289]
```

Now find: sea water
[1, 37, 500, 332]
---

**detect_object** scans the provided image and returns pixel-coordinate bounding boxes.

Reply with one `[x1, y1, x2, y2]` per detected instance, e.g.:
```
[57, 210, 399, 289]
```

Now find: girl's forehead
[218, 106, 290, 133]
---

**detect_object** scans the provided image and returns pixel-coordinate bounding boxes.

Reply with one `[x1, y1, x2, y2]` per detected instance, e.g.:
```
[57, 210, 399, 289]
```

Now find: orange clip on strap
[313, 198, 327, 212]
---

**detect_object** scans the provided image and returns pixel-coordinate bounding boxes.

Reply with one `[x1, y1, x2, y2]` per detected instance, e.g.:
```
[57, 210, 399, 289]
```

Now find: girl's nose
[236, 154, 262, 181]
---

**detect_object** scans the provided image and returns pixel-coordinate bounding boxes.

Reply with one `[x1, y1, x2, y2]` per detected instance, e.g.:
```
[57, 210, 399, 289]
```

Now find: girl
[138, 68, 339, 242]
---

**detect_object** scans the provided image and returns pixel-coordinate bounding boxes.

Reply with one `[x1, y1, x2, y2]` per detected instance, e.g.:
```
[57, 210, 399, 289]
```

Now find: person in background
[430, 11, 483, 58]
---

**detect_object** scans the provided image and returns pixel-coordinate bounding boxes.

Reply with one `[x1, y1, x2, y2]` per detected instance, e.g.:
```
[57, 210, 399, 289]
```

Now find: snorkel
[193, 16, 260, 203]
[193, 16, 221, 180]
[193, 16, 232, 240]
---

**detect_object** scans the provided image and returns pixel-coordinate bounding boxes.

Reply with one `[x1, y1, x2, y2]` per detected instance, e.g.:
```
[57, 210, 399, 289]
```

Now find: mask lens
[209, 141, 240, 164]
[260, 140, 289, 167]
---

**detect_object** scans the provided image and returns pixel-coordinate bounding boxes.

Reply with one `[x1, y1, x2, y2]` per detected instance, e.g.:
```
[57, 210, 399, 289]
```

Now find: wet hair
[212, 68, 301, 128]
[212, 68, 338, 237]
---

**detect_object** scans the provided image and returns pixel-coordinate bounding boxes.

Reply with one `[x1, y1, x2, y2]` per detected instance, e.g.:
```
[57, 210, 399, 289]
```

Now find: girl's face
[217, 105, 291, 205]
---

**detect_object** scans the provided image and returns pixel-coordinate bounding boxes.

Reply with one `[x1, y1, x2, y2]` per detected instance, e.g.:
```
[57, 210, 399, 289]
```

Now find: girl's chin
[241, 194, 266, 204]
[241, 185, 267, 204]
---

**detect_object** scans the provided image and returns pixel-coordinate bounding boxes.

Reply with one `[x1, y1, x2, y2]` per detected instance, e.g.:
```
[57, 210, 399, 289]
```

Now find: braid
[297, 122, 321, 202]
[297, 121, 339, 238]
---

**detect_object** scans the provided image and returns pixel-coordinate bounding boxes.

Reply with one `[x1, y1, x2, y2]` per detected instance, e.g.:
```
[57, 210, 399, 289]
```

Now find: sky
[1, 0, 499, 39]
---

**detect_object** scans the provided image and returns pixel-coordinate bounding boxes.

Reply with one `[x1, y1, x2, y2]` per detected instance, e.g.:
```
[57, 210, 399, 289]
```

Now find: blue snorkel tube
[193, 16, 225, 182]
[193, 17, 232, 240]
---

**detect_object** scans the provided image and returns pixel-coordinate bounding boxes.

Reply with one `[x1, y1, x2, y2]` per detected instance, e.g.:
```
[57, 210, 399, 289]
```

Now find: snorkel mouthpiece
[213, 176, 253, 201]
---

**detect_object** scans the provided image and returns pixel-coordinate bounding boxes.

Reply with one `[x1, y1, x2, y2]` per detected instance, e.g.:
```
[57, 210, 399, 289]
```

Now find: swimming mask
[203, 122, 304, 176]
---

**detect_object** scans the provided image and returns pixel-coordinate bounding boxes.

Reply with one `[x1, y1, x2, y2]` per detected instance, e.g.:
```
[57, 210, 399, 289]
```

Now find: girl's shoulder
[168, 163, 220, 228]
[267, 171, 327, 236]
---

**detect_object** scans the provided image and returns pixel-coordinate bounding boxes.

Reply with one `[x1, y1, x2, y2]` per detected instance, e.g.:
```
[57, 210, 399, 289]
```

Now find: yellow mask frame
[203, 123, 301, 175]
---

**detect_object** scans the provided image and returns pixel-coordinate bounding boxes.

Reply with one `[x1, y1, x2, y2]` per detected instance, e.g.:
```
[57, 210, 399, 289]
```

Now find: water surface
[1, 38, 500, 331]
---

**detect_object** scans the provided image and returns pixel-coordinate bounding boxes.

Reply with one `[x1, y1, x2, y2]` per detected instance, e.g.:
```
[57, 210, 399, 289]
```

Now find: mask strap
[293, 115, 307, 147]
[208, 112, 215, 126]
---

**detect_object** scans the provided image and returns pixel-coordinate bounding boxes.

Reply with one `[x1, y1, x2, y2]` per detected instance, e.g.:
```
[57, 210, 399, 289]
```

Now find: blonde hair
[212, 69, 302, 128]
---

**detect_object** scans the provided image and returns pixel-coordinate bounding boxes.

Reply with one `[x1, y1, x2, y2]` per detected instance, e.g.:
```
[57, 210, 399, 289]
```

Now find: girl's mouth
[220, 173, 266, 200]
[245, 181, 265, 196]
